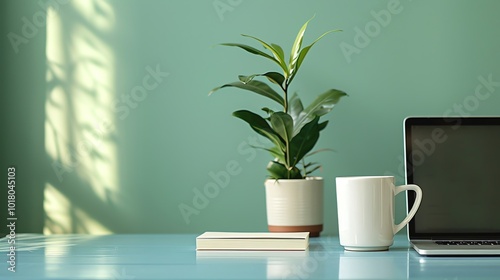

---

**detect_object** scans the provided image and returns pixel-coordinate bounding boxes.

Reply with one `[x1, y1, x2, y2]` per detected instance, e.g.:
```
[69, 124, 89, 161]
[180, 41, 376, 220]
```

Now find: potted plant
[209, 18, 347, 237]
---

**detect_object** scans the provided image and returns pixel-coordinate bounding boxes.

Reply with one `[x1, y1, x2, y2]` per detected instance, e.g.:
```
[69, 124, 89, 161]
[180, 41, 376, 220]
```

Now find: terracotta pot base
[268, 224, 323, 237]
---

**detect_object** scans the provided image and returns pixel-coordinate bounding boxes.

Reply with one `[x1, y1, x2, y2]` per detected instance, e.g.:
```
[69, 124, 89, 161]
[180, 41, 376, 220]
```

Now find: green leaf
[238, 75, 255, 84]
[306, 148, 334, 157]
[209, 80, 284, 107]
[246, 145, 285, 162]
[305, 164, 321, 176]
[241, 34, 289, 75]
[267, 161, 288, 179]
[220, 43, 280, 67]
[270, 112, 294, 145]
[303, 161, 318, 168]
[318, 120, 328, 131]
[238, 72, 285, 87]
[232, 110, 285, 150]
[252, 146, 285, 163]
[288, 92, 304, 121]
[289, 16, 315, 77]
[268, 146, 285, 162]
[293, 89, 347, 136]
[307, 89, 347, 116]
[289, 117, 320, 167]
[261, 107, 275, 116]
[271, 43, 285, 65]
[266, 160, 302, 179]
[263, 72, 285, 87]
[288, 29, 341, 85]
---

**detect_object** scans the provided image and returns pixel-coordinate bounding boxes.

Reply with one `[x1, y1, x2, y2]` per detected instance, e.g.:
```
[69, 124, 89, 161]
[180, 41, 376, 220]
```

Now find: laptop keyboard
[436, 241, 500, 246]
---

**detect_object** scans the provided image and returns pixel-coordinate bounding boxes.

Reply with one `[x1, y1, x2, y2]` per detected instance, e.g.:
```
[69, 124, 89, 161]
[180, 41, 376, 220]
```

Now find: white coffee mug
[336, 176, 422, 251]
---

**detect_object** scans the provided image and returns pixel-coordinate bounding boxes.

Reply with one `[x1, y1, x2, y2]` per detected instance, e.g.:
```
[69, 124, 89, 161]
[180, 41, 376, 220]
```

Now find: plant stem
[283, 88, 288, 114]
[282, 82, 290, 178]
[301, 158, 306, 177]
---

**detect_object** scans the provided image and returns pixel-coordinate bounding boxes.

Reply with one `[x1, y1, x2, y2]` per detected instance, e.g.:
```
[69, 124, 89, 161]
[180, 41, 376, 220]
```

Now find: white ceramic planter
[265, 177, 324, 237]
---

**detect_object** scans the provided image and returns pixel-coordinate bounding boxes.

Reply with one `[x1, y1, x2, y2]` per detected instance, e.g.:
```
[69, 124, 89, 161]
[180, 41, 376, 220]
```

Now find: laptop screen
[405, 117, 500, 239]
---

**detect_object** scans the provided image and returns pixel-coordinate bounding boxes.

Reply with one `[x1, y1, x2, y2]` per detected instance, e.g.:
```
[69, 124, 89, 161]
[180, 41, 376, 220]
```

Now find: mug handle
[393, 184, 422, 234]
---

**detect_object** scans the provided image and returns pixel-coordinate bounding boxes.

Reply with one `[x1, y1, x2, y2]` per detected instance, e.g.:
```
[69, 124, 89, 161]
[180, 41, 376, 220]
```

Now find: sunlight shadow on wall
[44, 0, 117, 234]
[44, 183, 112, 234]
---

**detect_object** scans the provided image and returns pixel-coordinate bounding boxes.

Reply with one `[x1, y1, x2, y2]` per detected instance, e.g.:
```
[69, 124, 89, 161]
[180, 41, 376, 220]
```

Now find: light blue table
[1, 234, 500, 279]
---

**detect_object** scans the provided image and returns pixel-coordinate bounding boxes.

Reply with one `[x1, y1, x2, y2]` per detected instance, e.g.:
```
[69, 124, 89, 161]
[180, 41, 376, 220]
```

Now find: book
[195, 232, 309, 251]
[196, 249, 308, 261]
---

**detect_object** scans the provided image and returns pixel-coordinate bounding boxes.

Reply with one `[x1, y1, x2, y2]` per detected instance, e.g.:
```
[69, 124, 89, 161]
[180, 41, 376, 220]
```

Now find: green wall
[1, 0, 500, 235]
[1, 0, 47, 235]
